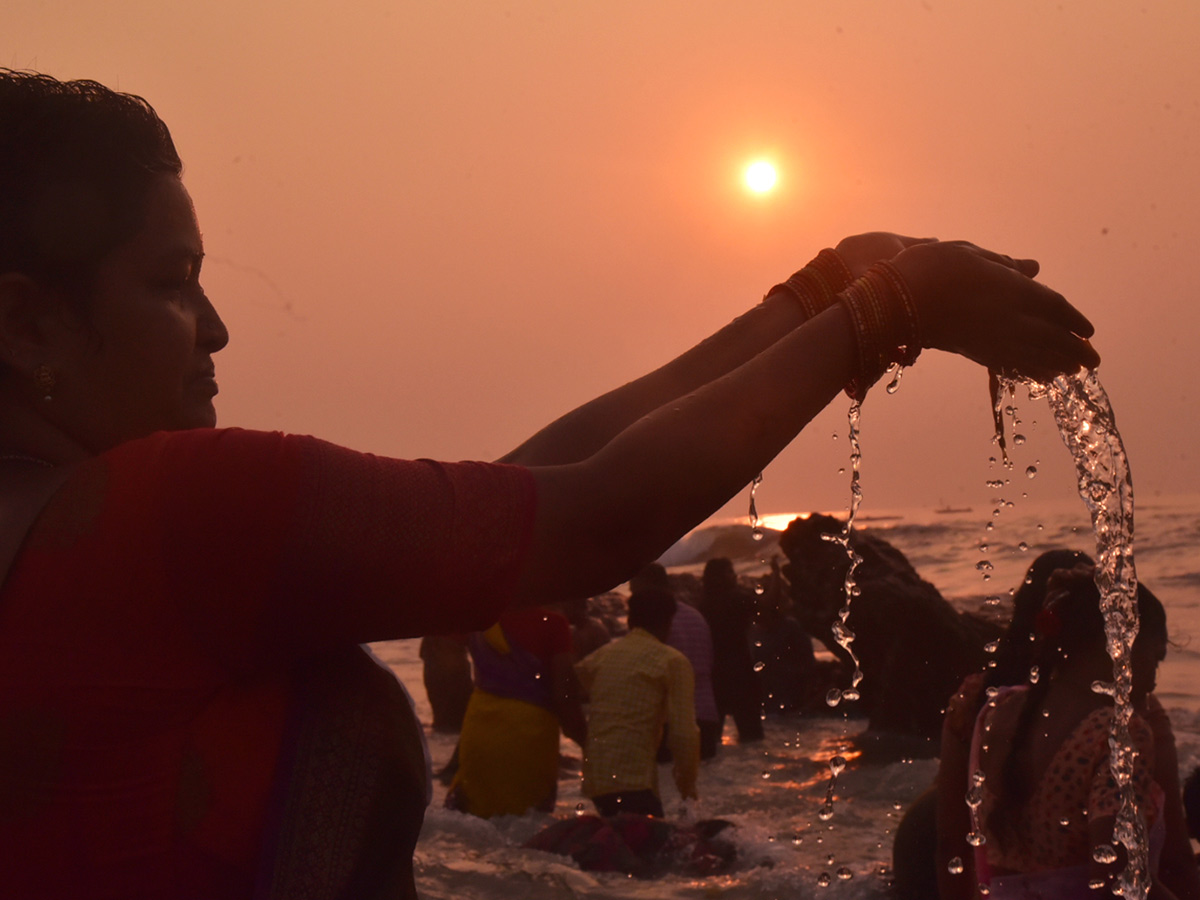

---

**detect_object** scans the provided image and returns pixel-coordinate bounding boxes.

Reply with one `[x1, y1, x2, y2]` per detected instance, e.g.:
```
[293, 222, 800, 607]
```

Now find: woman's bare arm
[501, 233, 928, 467]
[513, 240, 1097, 607]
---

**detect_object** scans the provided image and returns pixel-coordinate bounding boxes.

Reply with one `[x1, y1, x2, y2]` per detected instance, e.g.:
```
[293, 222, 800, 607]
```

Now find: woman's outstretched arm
[515, 239, 1098, 607]
[501, 233, 928, 467]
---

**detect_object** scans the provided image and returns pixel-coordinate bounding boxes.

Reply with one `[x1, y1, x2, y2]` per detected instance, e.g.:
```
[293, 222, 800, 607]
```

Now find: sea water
[371, 492, 1200, 900]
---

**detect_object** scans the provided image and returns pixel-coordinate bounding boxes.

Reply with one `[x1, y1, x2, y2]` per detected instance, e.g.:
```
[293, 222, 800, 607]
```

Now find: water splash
[1040, 368, 1145, 900]
[748, 471, 765, 540]
[824, 401, 865, 704]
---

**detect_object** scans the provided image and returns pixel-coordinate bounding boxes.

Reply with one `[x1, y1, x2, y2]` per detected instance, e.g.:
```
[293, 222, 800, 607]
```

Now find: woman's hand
[835, 231, 936, 280]
[890, 240, 1100, 383]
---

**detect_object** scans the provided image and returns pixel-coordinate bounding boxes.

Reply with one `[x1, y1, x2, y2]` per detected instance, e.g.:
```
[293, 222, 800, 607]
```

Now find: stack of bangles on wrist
[836, 261, 922, 401]
[764, 248, 854, 319]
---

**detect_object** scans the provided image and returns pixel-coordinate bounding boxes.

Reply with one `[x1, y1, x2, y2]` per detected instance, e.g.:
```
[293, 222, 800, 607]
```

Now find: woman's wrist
[837, 261, 922, 400]
[765, 248, 854, 320]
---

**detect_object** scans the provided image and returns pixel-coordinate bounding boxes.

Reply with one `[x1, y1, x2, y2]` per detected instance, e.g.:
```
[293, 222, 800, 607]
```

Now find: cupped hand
[889, 240, 1100, 383]
[834, 231, 937, 280]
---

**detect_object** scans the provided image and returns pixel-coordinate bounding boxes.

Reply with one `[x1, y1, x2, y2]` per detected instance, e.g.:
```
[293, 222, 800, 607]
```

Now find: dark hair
[987, 566, 1167, 849]
[0, 69, 181, 309]
[627, 587, 677, 634]
[629, 562, 670, 593]
[987, 548, 1094, 689]
[702, 557, 737, 589]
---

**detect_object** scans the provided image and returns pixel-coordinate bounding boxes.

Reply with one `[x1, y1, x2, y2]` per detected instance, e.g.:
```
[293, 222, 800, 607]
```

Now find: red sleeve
[498, 608, 571, 666]
[106, 428, 537, 664]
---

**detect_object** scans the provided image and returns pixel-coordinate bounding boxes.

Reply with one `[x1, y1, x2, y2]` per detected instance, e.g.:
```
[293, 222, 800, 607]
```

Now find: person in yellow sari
[448, 607, 587, 818]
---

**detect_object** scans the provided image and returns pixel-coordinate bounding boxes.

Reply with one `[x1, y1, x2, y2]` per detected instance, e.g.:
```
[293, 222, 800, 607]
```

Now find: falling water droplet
[829, 755, 847, 777]
[1018, 541, 1029, 552]
[816, 872, 832, 888]
[825, 688, 842, 707]
[760, 770, 771, 780]
[966, 831, 986, 847]
[1029, 665, 1040, 684]
[947, 857, 964, 875]
[984, 640, 999, 654]
[975, 560, 993, 572]
[753, 661, 766, 672]
[1026, 465, 1038, 479]
[837, 867, 854, 881]
[841, 688, 860, 702]
[817, 803, 835, 822]
[1093, 844, 1119, 864]
[1013, 433, 1026, 445]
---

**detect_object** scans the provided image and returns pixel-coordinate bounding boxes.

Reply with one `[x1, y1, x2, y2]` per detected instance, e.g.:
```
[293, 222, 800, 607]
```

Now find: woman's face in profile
[52, 175, 229, 451]
[1131, 632, 1167, 702]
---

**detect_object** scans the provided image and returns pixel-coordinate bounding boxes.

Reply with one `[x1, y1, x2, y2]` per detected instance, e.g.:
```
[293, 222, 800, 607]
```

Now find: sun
[744, 160, 778, 194]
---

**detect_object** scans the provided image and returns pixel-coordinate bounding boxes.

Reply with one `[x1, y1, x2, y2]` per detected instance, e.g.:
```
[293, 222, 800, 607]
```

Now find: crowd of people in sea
[1, 67, 1192, 900]
[418, 542, 1200, 898]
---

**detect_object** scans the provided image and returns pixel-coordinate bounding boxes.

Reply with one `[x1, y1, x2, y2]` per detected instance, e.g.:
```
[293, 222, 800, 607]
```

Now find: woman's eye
[158, 271, 193, 292]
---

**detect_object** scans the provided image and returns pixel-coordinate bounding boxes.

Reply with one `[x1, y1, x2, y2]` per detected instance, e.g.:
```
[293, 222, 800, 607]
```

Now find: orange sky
[3, 1, 1198, 522]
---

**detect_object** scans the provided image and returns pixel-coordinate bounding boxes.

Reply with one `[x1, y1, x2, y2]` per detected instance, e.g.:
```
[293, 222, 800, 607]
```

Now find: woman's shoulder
[103, 427, 291, 465]
[1057, 702, 1157, 763]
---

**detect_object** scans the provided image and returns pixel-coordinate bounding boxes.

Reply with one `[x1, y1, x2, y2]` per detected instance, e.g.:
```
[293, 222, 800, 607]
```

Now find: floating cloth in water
[523, 813, 737, 878]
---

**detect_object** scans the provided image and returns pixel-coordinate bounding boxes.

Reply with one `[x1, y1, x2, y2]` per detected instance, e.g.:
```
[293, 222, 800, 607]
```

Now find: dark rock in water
[778, 513, 1001, 740]
[587, 591, 630, 637]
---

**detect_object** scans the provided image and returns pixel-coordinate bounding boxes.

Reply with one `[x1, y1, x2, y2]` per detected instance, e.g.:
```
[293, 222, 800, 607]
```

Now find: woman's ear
[0, 272, 74, 377]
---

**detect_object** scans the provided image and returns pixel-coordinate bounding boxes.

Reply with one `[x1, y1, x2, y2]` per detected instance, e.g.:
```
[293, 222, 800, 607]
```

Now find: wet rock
[778, 513, 1000, 740]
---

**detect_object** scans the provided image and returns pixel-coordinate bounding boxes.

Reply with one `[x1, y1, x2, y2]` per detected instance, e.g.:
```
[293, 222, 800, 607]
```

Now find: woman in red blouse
[0, 69, 1098, 899]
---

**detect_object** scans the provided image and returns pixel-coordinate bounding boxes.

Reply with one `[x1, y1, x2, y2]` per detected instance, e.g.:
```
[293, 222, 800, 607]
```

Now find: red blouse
[0, 428, 536, 899]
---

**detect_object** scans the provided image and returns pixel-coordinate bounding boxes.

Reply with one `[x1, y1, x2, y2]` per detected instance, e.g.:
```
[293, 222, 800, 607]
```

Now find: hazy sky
[3, 1, 1198, 523]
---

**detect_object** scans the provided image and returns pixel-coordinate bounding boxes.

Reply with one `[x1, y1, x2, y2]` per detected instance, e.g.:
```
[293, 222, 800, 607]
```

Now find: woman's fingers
[893, 241, 1098, 380]
[1016, 281, 1095, 339]
[835, 232, 938, 278]
[976, 317, 1100, 381]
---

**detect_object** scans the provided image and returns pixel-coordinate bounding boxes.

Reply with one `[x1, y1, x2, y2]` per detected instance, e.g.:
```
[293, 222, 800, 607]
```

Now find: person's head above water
[0, 69, 228, 457]
[1034, 565, 1167, 702]
[702, 556, 739, 596]
[988, 548, 1095, 687]
[627, 587, 677, 640]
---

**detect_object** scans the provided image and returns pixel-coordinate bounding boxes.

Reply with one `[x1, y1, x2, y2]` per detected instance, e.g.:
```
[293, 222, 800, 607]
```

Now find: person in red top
[0, 68, 1098, 899]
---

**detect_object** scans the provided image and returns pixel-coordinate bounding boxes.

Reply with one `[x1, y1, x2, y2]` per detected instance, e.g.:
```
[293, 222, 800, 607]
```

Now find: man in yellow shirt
[575, 588, 699, 817]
